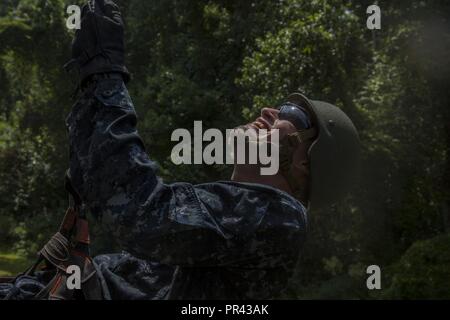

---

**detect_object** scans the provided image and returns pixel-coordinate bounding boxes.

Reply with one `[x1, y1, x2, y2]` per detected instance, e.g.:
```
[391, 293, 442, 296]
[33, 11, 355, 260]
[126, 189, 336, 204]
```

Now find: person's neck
[230, 165, 292, 194]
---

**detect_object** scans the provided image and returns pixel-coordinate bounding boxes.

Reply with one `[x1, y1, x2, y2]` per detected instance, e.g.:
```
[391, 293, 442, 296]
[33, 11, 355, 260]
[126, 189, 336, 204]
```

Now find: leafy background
[0, 0, 449, 299]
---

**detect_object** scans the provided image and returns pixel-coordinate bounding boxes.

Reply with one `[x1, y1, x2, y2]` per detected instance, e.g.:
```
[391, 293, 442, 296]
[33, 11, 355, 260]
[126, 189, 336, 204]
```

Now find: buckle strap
[279, 127, 317, 203]
[59, 207, 77, 236]
[75, 219, 90, 245]
[288, 127, 317, 145]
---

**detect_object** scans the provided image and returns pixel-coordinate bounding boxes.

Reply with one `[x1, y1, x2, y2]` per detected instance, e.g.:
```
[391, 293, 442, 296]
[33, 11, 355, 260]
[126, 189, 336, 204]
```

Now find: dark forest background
[0, 0, 449, 299]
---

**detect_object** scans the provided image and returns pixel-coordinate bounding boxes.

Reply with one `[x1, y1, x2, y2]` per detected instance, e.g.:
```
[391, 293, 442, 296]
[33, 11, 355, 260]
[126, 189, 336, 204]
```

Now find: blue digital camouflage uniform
[63, 76, 308, 299]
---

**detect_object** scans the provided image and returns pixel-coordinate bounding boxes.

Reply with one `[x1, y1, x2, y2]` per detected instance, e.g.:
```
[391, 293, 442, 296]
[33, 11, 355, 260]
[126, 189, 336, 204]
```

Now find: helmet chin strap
[279, 127, 317, 202]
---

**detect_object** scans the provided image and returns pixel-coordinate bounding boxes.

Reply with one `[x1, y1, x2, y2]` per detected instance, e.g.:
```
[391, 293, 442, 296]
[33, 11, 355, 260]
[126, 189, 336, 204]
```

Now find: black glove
[64, 0, 130, 86]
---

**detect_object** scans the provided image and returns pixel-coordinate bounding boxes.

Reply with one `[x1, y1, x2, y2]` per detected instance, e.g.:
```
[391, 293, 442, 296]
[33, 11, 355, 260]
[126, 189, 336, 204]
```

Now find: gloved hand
[64, 0, 130, 86]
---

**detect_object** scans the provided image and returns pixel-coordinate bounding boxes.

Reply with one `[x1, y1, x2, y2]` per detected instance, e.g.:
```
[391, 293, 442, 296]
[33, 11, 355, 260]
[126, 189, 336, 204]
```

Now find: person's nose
[261, 108, 279, 125]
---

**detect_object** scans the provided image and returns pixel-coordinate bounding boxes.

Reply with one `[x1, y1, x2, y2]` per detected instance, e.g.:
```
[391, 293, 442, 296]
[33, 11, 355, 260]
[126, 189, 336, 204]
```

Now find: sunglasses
[278, 102, 312, 130]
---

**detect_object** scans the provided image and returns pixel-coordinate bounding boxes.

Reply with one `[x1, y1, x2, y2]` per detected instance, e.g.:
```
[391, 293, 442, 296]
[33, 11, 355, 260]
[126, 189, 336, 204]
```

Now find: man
[45, 0, 360, 300]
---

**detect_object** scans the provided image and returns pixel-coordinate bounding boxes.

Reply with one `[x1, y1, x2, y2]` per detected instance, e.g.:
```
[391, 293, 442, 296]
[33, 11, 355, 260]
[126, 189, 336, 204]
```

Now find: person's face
[236, 106, 312, 170]
[244, 107, 298, 140]
[258, 106, 312, 163]
[231, 106, 312, 201]
[230, 107, 300, 171]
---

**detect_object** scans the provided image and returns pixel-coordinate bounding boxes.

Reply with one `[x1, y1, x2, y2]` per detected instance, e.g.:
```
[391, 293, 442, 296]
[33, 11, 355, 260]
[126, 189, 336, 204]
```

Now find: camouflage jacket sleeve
[66, 77, 306, 267]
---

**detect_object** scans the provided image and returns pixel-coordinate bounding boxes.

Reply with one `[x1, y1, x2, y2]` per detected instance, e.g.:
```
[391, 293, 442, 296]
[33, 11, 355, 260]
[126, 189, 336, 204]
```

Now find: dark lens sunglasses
[278, 102, 312, 130]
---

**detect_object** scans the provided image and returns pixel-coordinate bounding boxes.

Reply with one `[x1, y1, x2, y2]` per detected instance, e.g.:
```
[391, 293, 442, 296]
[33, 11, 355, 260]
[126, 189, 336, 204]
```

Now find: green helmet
[285, 93, 361, 210]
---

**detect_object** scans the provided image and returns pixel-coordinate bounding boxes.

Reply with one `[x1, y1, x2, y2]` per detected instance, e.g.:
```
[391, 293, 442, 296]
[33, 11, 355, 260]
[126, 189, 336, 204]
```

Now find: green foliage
[0, 251, 31, 277]
[0, 0, 449, 298]
[238, 0, 370, 118]
[383, 234, 450, 299]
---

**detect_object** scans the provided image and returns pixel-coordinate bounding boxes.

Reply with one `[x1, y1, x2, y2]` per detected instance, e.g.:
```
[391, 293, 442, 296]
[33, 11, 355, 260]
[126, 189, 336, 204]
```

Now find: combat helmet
[280, 93, 361, 210]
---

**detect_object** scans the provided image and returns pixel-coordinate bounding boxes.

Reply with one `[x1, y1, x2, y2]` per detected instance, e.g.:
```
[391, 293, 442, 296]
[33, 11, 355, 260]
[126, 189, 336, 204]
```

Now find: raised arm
[65, 0, 180, 262]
